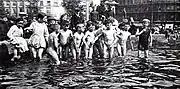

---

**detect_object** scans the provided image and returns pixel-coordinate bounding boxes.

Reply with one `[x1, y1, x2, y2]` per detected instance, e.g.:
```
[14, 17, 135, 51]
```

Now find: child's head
[16, 18, 24, 28]
[37, 12, 47, 23]
[86, 21, 95, 32]
[61, 20, 70, 30]
[77, 23, 85, 33]
[123, 24, 130, 31]
[105, 19, 113, 30]
[50, 24, 61, 33]
[142, 19, 150, 27]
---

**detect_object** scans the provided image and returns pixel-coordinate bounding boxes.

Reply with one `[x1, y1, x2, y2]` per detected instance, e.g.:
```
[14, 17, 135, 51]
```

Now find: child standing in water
[102, 20, 117, 59]
[117, 24, 131, 57]
[58, 20, 74, 60]
[72, 23, 85, 63]
[47, 24, 61, 65]
[83, 21, 96, 60]
[26, 13, 49, 62]
[136, 19, 152, 58]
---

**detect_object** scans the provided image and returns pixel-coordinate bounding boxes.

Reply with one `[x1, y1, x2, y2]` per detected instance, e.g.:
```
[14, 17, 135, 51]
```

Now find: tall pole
[86, 0, 89, 21]
[150, 0, 153, 27]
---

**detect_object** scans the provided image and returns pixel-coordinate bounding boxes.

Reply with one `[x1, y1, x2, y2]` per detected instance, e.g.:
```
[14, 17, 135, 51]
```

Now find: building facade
[116, 0, 180, 24]
[2, 0, 29, 17]
[1, 0, 65, 19]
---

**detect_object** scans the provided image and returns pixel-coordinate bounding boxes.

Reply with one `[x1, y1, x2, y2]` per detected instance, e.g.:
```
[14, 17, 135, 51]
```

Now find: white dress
[7, 25, 29, 54]
[29, 21, 49, 48]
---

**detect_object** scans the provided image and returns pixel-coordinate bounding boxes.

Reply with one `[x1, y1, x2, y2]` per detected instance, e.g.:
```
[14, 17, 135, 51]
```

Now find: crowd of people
[0, 12, 153, 66]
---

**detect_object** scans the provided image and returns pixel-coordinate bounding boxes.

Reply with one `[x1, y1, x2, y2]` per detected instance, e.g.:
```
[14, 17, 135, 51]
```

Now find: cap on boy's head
[86, 21, 94, 27]
[37, 12, 46, 19]
[142, 19, 150, 22]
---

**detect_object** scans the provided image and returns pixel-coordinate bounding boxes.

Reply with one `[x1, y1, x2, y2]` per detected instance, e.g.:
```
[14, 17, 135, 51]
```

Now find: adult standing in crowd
[26, 13, 49, 62]
[71, 8, 84, 33]
[0, 16, 9, 41]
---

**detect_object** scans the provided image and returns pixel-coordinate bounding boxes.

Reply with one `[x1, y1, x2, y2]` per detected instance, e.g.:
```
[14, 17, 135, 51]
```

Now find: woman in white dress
[26, 13, 49, 61]
[7, 18, 29, 61]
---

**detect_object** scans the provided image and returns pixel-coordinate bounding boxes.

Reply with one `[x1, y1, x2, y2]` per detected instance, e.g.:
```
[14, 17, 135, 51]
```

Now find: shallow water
[0, 36, 180, 89]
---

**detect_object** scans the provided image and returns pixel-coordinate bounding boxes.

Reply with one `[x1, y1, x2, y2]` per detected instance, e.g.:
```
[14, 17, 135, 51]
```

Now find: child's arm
[54, 35, 59, 49]
[110, 32, 118, 47]
[93, 33, 101, 44]
[149, 32, 153, 46]
[83, 32, 89, 48]
[79, 34, 84, 48]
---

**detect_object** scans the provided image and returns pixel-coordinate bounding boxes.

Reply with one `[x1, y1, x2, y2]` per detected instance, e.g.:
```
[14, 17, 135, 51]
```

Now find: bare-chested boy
[102, 20, 117, 59]
[58, 20, 73, 60]
[117, 24, 131, 57]
[47, 24, 61, 65]
[83, 21, 100, 60]
[72, 23, 84, 62]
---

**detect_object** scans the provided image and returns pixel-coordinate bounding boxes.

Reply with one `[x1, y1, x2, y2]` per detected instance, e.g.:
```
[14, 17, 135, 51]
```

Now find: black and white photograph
[0, 0, 180, 89]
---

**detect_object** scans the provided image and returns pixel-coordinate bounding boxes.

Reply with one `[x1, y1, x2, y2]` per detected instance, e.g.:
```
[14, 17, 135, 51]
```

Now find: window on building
[20, 1, 23, 6]
[40, 1, 43, 6]
[46, 7, 51, 9]
[20, 8, 24, 12]
[54, 1, 58, 6]
[46, 10, 51, 15]
[47, 1, 51, 6]
[6, 1, 10, 6]
[13, 2, 16, 6]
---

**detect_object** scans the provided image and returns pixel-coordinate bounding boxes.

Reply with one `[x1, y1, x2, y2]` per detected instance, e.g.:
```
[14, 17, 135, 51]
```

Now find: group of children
[6, 13, 152, 66]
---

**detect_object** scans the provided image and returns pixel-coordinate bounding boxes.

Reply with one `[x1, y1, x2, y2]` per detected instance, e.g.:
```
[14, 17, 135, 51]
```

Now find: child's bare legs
[85, 48, 89, 59]
[144, 50, 148, 58]
[138, 50, 141, 58]
[122, 45, 127, 56]
[11, 49, 18, 61]
[110, 47, 114, 59]
[59, 46, 62, 59]
[72, 48, 77, 59]
[65, 46, 69, 59]
[38, 48, 44, 59]
[130, 40, 134, 50]
[31, 47, 37, 59]
[117, 44, 122, 57]
[103, 44, 108, 58]
[47, 48, 60, 65]
[88, 47, 93, 59]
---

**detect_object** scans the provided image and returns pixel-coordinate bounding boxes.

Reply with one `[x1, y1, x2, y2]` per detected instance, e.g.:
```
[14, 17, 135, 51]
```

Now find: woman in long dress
[26, 13, 49, 61]
[7, 18, 29, 61]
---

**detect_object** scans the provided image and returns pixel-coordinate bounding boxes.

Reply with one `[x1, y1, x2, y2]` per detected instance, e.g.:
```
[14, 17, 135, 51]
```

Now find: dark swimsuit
[138, 28, 151, 50]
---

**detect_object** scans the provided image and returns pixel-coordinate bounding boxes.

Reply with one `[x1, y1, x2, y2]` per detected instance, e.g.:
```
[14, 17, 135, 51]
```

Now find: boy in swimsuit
[136, 19, 152, 58]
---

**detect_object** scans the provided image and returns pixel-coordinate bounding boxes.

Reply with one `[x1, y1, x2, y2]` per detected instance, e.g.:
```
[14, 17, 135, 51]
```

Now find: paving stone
[113, 73, 135, 77]
[130, 77, 148, 82]
[152, 80, 174, 87]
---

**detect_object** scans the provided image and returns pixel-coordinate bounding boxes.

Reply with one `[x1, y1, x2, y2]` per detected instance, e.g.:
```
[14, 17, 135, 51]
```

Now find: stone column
[16, 1, 20, 17]
[23, 1, 27, 14]
[9, 1, 12, 16]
